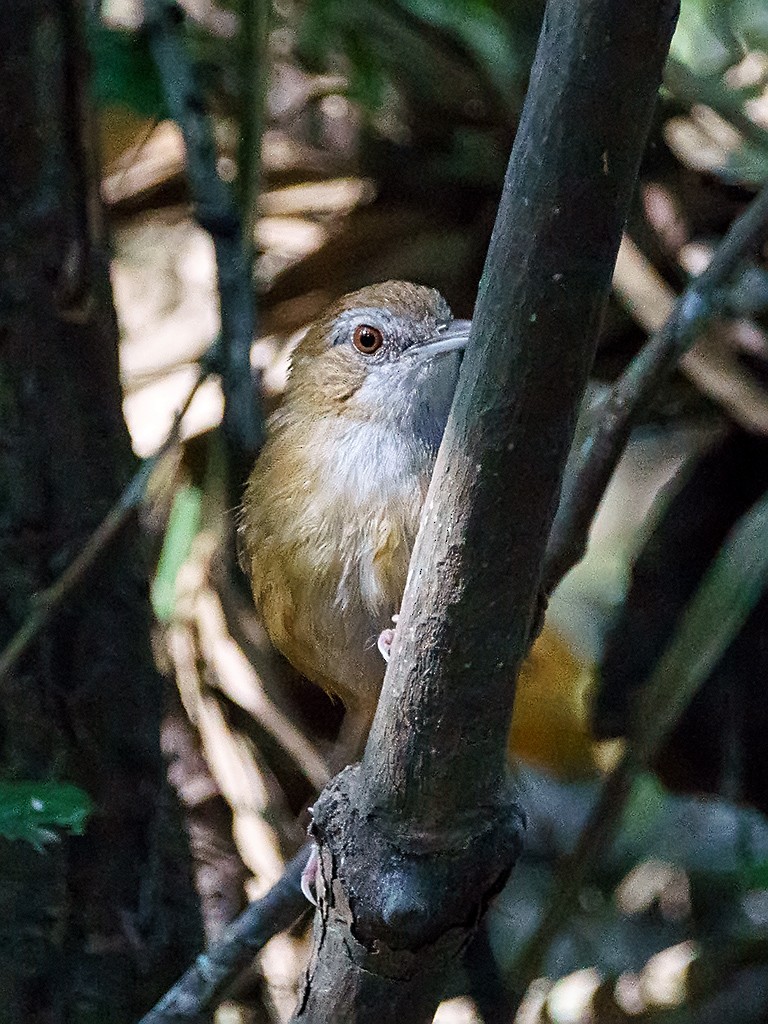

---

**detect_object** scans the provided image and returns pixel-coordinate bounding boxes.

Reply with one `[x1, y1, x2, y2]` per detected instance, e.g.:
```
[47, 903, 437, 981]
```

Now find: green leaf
[151, 486, 203, 622]
[297, 0, 535, 116]
[0, 782, 93, 851]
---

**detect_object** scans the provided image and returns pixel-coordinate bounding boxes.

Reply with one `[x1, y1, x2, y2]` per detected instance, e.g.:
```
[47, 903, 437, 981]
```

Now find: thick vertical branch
[296, 2, 679, 1022]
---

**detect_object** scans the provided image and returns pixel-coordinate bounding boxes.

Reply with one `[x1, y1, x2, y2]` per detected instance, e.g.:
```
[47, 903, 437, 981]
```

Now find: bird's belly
[263, 554, 397, 713]
[288, 596, 391, 712]
[244, 421, 430, 713]
[253, 513, 413, 713]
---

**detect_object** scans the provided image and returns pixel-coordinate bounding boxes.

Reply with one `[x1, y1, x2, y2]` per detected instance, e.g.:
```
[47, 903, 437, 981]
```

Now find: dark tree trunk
[0, 2, 202, 1020]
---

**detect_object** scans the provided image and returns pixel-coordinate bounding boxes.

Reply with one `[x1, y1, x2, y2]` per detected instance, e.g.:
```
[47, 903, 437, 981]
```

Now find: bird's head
[282, 281, 471, 452]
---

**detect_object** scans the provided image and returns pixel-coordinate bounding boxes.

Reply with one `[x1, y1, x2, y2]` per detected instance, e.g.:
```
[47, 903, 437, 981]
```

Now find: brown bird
[241, 281, 470, 719]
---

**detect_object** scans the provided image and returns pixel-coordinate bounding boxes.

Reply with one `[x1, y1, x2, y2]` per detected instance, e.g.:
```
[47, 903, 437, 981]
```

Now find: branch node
[309, 767, 525, 954]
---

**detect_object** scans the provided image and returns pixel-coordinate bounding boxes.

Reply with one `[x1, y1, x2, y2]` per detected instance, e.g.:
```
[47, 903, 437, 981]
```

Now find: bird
[240, 281, 471, 720]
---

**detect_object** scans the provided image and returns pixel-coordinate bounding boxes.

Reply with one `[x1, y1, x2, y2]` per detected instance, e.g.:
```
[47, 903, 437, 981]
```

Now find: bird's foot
[377, 629, 395, 662]
[377, 613, 400, 663]
[301, 843, 320, 906]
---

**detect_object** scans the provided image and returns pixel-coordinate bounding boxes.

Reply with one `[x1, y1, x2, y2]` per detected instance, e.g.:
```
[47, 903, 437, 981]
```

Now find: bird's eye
[352, 324, 384, 354]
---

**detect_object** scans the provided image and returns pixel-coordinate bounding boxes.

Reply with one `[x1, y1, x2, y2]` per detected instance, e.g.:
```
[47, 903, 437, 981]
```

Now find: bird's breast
[243, 416, 433, 710]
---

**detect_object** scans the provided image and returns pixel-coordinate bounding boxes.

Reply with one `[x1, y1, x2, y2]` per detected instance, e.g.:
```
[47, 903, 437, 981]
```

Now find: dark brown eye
[352, 324, 384, 354]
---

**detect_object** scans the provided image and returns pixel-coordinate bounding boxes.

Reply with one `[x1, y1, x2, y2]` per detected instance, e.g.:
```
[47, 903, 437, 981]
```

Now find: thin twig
[138, 843, 311, 1024]
[0, 366, 209, 685]
[143, 0, 264, 483]
[543, 180, 768, 595]
[237, 0, 269, 245]
[614, 234, 768, 434]
[509, 751, 637, 993]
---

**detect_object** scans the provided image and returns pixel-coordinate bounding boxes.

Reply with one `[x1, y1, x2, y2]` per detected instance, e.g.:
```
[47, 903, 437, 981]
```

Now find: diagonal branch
[615, 233, 768, 433]
[543, 181, 768, 596]
[139, 844, 311, 1024]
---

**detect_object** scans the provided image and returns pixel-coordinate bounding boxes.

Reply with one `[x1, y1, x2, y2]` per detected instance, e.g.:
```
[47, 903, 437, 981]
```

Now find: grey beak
[407, 319, 472, 361]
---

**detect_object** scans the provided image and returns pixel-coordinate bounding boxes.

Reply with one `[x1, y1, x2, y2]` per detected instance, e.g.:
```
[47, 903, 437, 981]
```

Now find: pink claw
[301, 844, 320, 906]
[377, 628, 396, 662]
[377, 613, 400, 663]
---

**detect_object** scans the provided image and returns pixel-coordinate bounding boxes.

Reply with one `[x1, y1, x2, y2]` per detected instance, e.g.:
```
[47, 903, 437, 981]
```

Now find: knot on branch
[310, 765, 525, 956]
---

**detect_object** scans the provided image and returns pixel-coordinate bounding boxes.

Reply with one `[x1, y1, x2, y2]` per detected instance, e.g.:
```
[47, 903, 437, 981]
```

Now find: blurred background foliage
[26, 0, 768, 1019]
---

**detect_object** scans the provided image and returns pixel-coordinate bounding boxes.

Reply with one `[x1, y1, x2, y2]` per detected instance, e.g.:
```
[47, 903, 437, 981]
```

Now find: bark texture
[294, 1, 680, 1021]
[0, 2, 202, 1020]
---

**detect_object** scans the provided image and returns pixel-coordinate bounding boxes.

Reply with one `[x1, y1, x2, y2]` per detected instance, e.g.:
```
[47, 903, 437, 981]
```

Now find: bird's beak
[406, 319, 472, 362]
